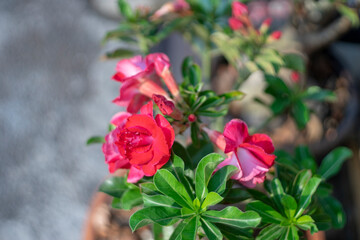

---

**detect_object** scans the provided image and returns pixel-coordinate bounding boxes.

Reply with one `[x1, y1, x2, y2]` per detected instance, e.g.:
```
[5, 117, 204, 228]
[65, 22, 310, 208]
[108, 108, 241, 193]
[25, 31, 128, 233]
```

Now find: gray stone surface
[0, 1, 124, 239]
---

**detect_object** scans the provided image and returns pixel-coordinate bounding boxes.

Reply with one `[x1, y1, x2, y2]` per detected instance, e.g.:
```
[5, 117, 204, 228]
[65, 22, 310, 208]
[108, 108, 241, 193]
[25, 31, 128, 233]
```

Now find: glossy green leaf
[105, 48, 135, 59]
[270, 98, 290, 114]
[119, 189, 143, 210]
[99, 176, 134, 198]
[171, 155, 194, 199]
[129, 206, 181, 231]
[201, 192, 223, 209]
[290, 169, 312, 201]
[295, 177, 322, 218]
[189, 64, 202, 87]
[319, 196, 346, 229]
[337, 4, 360, 26]
[246, 201, 286, 224]
[198, 96, 224, 111]
[169, 221, 186, 240]
[222, 188, 251, 204]
[195, 153, 225, 200]
[281, 195, 298, 219]
[257, 224, 284, 240]
[219, 91, 245, 104]
[186, 140, 214, 169]
[172, 142, 192, 168]
[291, 99, 310, 129]
[215, 223, 253, 240]
[279, 226, 299, 240]
[201, 218, 223, 240]
[197, 108, 228, 117]
[295, 146, 317, 173]
[203, 206, 261, 229]
[302, 86, 336, 102]
[208, 165, 238, 195]
[192, 96, 207, 111]
[296, 215, 318, 233]
[190, 122, 200, 146]
[264, 75, 291, 95]
[318, 147, 352, 180]
[86, 136, 105, 145]
[246, 189, 272, 205]
[270, 178, 285, 214]
[140, 182, 159, 195]
[154, 169, 194, 209]
[182, 216, 200, 240]
[143, 194, 181, 209]
[117, 0, 134, 19]
[283, 53, 305, 73]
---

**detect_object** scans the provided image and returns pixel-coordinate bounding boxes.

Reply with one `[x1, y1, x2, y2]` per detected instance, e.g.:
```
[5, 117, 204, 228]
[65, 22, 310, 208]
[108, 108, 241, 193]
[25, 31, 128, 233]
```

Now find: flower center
[116, 126, 153, 158]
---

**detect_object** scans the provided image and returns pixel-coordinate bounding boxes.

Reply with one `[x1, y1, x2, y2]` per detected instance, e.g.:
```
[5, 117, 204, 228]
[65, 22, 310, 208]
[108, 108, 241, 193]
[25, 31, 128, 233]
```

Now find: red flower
[291, 71, 300, 83]
[232, 1, 248, 17]
[152, 94, 183, 120]
[270, 30, 282, 40]
[204, 119, 275, 188]
[102, 102, 175, 183]
[112, 53, 172, 113]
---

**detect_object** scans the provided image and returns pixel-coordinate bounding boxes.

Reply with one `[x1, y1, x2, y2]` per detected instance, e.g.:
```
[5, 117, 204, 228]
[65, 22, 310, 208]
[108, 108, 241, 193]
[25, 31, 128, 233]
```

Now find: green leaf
[256, 58, 276, 75]
[337, 4, 360, 26]
[291, 99, 310, 129]
[201, 192, 223, 209]
[170, 155, 194, 195]
[203, 206, 261, 229]
[86, 136, 105, 145]
[222, 188, 251, 204]
[197, 108, 228, 117]
[246, 189, 272, 205]
[208, 165, 238, 195]
[195, 153, 225, 200]
[296, 215, 318, 233]
[290, 169, 312, 201]
[182, 216, 200, 240]
[99, 176, 134, 198]
[189, 64, 202, 87]
[182, 57, 194, 79]
[140, 182, 159, 195]
[129, 206, 181, 231]
[283, 53, 305, 73]
[190, 122, 200, 146]
[215, 223, 253, 240]
[279, 226, 299, 240]
[257, 224, 284, 240]
[270, 178, 285, 214]
[302, 86, 336, 102]
[117, 0, 134, 19]
[172, 142, 192, 169]
[119, 188, 143, 210]
[295, 177, 322, 218]
[169, 221, 186, 240]
[154, 169, 194, 209]
[219, 91, 245, 104]
[105, 48, 135, 59]
[201, 218, 223, 240]
[187, 140, 214, 169]
[143, 194, 181, 209]
[281, 195, 298, 219]
[198, 96, 224, 111]
[318, 147, 352, 180]
[246, 201, 286, 224]
[295, 146, 317, 173]
[192, 96, 207, 111]
[270, 98, 290, 114]
[319, 196, 346, 229]
[264, 75, 291, 96]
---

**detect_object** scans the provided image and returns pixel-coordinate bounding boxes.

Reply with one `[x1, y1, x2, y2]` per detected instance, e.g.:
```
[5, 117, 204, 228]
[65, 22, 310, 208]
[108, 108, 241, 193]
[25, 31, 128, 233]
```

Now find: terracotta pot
[306, 230, 326, 240]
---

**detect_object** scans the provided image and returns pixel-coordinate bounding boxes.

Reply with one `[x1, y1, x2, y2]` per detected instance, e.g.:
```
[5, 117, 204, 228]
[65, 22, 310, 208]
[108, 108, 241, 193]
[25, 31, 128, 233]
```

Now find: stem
[153, 223, 163, 240]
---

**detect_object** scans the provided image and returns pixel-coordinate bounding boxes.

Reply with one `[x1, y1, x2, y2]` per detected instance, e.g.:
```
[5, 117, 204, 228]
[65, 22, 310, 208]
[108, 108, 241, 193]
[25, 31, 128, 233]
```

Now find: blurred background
[0, 0, 360, 239]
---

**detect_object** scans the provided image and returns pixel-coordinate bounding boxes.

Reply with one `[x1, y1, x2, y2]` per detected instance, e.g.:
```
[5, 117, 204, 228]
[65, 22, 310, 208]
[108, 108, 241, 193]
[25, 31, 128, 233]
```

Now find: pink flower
[112, 53, 180, 113]
[151, 0, 190, 20]
[188, 114, 196, 122]
[102, 102, 175, 183]
[291, 71, 300, 83]
[232, 1, 248, 17]
[204, 119, 275, 188]
[228, 17, 244, 30]
[152, 94, 183, 120]
[270, 30, 282, 40]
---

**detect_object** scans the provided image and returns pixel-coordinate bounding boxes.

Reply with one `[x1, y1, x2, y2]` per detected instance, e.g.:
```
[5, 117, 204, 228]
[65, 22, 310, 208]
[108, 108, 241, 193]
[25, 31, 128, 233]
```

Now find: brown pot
[82, 171, 151, 240]
[306, 231, 326, 240]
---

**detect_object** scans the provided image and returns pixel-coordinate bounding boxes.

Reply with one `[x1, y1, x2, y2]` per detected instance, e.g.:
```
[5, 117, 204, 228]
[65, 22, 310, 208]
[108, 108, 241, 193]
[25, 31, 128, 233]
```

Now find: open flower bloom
[112, 53, 176, 113]
[204, 119, 276, 188]
[102, 101, 175, 183]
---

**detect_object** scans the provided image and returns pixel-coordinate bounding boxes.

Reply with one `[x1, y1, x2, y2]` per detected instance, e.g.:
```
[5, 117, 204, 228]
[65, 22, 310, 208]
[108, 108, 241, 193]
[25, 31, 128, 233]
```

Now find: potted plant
[85, 0, 358, 239]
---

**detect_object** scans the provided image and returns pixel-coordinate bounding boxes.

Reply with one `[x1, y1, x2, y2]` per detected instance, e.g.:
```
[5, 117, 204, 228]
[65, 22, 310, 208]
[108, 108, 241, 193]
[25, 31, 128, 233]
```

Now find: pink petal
[223, 119, 249, 153]
[240, 143, 276, 167]
[114, 56, 146, 82]
[155, 114, 175, 149]
[232, 1, 248, 17]
[203, 127, 226, 152]
[138, 79, 168, 99]
[127, 166, 145, 183]
[246, 133, 275, 154]
[140, 101, 154, 117]
[228, 17, 244, 30]
[110, 112, 132, 127]
[127, 94, 150, 114]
